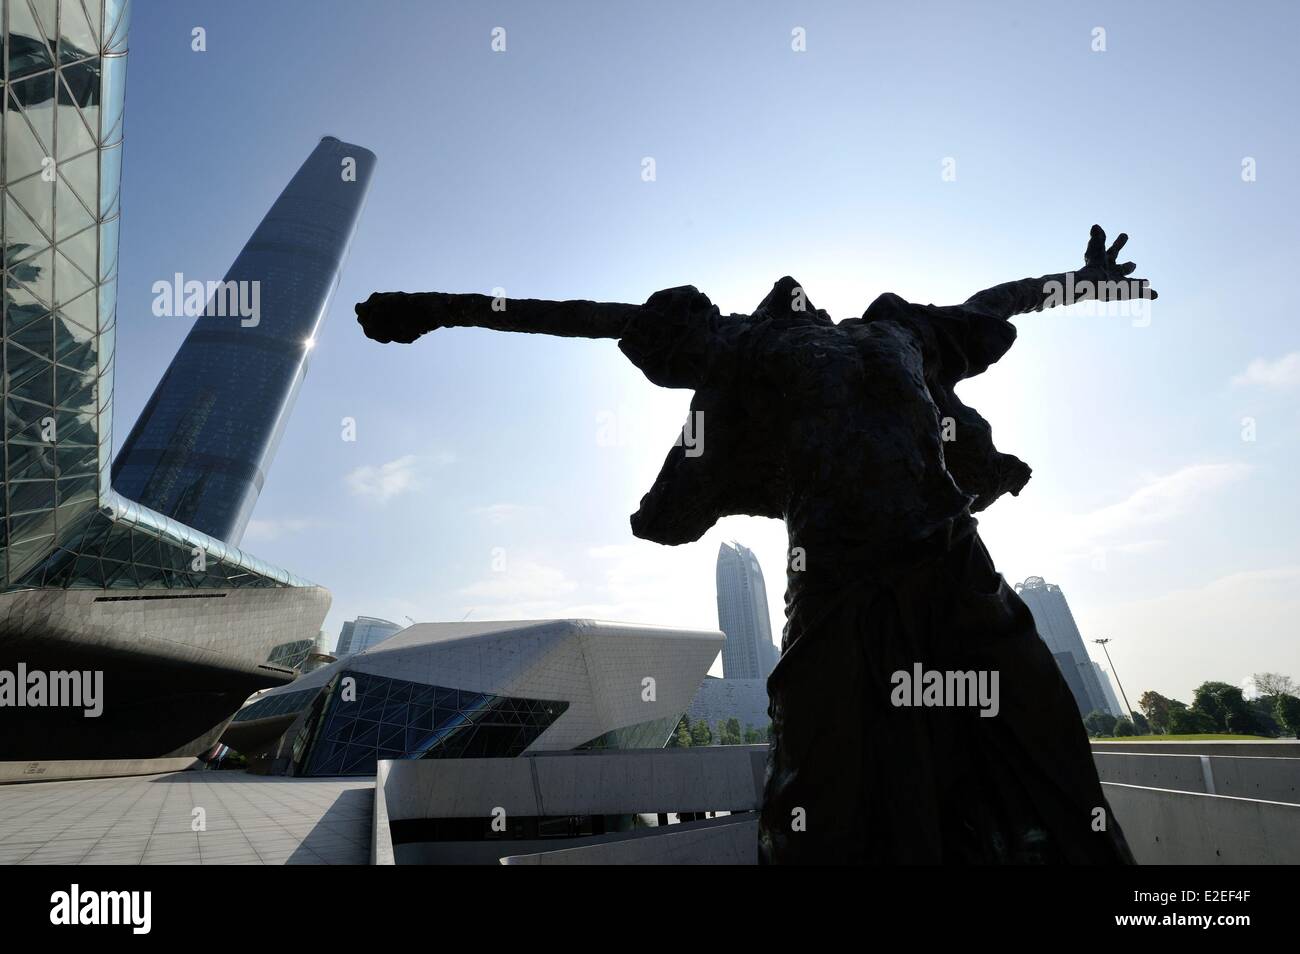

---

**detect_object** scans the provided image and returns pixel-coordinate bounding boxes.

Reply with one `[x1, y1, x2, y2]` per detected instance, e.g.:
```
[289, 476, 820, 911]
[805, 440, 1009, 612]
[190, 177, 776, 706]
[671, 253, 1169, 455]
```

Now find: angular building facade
[0, 2, 370, 765]
[112, 136, 376, 545]
[1014, 577, 1109, 718]
[221, 619, 724, 777]
[716, 541, 778, 681]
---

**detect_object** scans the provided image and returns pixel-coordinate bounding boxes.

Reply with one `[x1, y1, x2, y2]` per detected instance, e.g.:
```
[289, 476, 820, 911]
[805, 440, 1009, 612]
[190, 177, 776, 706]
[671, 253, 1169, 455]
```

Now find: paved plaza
[0, 772, 372, 865]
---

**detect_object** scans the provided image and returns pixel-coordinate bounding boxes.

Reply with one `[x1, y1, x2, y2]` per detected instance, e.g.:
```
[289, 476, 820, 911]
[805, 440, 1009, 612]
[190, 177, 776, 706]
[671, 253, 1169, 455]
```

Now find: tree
[1113, 717, 1136, 737]
[1168, 706, 1216, 735]
[1192, 682, 1252, 734]
[1129, 710, 1151, 735]
[743, 725, 763, 744]
[669, 715, 692, 748]
[723, 717, 743, 745]
[1253, 672, 1298, 700]
[1275, 695, 1300, 739]
[1139, 690, 1174, 734]
[1084, 710, 1117, 737]
[690, 719, 713, 747]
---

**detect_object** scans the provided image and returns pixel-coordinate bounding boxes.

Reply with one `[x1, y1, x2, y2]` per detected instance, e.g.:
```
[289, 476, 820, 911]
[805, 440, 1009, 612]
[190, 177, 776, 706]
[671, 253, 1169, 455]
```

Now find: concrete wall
[1104, 782, 1300, 864]
[1092, 740, 1300, 758]
[1094, 752, 1300, 804]
[502, 816, 758, 865]
[380, 746, 766, 823]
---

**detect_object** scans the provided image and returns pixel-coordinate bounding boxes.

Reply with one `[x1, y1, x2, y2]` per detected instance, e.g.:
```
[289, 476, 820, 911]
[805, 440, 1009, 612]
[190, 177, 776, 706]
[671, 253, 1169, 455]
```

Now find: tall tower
[112, 136, 377, 544]
[1015, 577, 1108, 717]
[716, 541, 778, 681]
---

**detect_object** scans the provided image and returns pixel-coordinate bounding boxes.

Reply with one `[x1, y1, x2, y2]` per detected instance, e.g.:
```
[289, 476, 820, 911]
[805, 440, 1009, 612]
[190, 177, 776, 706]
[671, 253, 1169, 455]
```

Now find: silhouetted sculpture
[357, 225, 1155, 864]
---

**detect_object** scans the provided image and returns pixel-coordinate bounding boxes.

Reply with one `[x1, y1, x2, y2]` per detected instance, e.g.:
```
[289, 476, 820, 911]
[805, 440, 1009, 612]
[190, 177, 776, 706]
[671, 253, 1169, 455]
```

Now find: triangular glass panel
[8, 77, 57, 159]
[58, 0, 97, 64]
[7, 0, 55, 79]
[6, 179, 54, 248]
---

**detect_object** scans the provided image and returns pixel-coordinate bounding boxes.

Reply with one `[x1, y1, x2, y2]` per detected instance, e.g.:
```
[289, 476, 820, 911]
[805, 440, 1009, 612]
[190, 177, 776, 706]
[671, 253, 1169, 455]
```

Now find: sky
[112, 1, 1299, 703]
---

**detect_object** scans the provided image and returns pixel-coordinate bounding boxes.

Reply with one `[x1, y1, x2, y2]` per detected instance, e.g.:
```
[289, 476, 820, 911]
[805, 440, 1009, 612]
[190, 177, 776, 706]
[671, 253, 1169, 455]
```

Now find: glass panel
[58, 0, 98, 64]
[57, 285, 97, 332]
[6, 172, 55, 240]
[99, 54, 127, 144]
[9, 315, 54, 361]
[99, 143, 122, 213]
[56, 445, 98, 477]
[9, 480, 56, 515]
[54, 313, 97, 367]
[7, 0, 55, 79]
[56, 179, 96, 239]
[3, 104, 53, 185]
[58, 147, 98, 212]
[56, 76, 98, 162]
[8, 76, 58, 158]
[106, 0, 131, 53]
[7, 247, 54, 310]
[3, 192, 51, 261]
[9, 350, 54, 401]
[99, 217, 119, 279]
[7, 441, 58, 481]
[54, 249, 94, 304]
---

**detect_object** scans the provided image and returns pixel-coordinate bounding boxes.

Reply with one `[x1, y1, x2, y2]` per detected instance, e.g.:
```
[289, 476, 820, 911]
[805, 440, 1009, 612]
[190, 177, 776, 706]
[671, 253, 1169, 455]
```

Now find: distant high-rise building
[1093, 661, 1126, 719]
[1015, 577, 1108, 718]
[113, 136, 378, 545]
[336, 616, 403, 656]
[716, 542, 778, 681]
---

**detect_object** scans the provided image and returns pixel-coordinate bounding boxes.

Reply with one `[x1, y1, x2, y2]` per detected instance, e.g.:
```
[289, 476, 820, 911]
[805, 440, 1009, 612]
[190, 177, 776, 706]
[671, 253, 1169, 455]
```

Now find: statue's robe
[618, 278, 1133, 864]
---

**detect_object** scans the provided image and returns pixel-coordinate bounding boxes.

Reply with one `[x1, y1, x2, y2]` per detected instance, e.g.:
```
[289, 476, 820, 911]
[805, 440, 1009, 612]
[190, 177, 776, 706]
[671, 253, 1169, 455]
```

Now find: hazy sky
[113, 1, 1299, 702]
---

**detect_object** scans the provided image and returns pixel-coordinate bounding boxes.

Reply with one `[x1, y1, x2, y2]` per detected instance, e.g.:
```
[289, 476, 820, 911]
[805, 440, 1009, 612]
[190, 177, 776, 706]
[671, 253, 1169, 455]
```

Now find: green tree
[1192, 681, 1251, 733]
[1169, 706, 1216, 735]
[743, 725, 763, 744]
[1113, 716, 1136, 737]
[1139, 690, 1174, 734]
[1252, 672, 1298, 700]
[1129, 710, 1151, 734]
[1084, 710, 1117, 737]
[1275, 695, 1300, 739]
[690, 719, 713, 747]
[669, 715, 692, 748]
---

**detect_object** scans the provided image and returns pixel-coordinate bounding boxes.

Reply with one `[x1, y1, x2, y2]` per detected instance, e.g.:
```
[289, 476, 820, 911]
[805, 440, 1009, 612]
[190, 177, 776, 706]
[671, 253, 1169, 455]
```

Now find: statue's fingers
[1118, 261, 1137, 275]
[1085, 224, 1107, 265]
[1107, 233, 1129, 263]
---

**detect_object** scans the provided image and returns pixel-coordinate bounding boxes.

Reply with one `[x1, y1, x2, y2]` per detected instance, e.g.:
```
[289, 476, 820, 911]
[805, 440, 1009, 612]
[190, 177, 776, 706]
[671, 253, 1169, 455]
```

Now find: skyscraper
[0, 1, 371, 766]
[335, 615, 402, 656]
[1093, 661, 1126, 719]
[1014, 577, 1108, 718]
[112, 136, 377, 545]
[716, 541, 778, 681]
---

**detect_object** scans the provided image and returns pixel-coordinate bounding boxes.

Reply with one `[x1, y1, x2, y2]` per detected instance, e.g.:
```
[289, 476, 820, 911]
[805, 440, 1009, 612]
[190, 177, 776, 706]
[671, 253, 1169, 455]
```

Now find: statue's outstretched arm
[963, 225, 1157, 319]
[355, 291, 640, 344]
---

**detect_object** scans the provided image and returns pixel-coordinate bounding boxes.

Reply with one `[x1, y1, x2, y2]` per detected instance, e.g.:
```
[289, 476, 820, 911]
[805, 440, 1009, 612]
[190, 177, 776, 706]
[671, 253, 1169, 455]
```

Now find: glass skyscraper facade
[113, 135, 377, 546]
[716, 540, 778, 681]
[1014, 576, 1110, 718]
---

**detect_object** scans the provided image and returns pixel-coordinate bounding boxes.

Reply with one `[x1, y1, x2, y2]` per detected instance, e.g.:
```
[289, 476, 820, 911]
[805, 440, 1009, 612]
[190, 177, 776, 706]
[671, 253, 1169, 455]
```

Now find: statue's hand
[1074, 224, 1158, 301]
[355, 291, 443, 343]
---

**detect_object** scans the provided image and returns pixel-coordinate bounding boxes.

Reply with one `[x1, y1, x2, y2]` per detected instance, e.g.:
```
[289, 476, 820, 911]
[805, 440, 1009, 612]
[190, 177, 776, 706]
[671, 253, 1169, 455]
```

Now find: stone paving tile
[0, 772, 373, 866]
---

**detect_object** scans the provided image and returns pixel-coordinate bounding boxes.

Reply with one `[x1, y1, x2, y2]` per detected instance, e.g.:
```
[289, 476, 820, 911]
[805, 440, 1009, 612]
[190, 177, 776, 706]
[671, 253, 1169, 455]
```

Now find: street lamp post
[1094, 638, 1135, 727]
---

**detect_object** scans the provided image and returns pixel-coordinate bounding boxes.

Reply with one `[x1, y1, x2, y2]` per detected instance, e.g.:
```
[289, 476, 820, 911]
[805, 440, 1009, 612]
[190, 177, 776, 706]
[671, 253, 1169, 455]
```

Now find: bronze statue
[356, 224, 1155, 864]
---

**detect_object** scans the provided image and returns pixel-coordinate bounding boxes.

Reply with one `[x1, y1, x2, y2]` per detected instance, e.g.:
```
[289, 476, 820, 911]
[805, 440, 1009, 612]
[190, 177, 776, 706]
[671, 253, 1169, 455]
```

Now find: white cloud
[1059, 462, 1251, 553]
[1232, 351, 1300, 390]
[345, 454, 425, 503]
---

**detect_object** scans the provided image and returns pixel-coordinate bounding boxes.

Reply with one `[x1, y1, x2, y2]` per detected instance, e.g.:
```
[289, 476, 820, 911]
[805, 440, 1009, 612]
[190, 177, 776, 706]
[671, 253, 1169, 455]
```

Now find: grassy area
[1091, 733, 1272, 742]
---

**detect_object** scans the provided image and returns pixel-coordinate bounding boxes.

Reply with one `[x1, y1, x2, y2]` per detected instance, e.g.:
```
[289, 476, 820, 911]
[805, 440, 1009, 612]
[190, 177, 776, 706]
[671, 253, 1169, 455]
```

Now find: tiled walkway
[0, 771, 372, 864]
